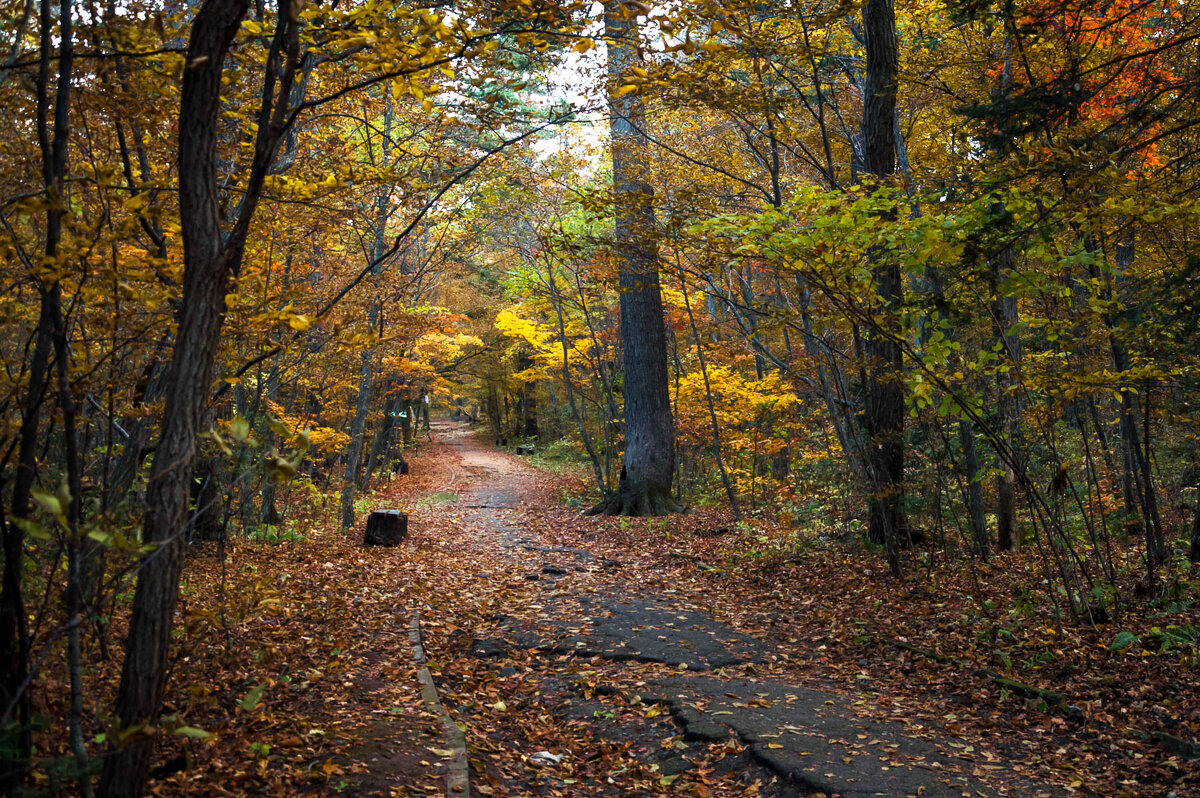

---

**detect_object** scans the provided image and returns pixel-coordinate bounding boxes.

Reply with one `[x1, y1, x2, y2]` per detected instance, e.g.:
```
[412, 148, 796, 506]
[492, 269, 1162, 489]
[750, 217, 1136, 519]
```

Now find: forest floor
[129, 420, 1200, 798]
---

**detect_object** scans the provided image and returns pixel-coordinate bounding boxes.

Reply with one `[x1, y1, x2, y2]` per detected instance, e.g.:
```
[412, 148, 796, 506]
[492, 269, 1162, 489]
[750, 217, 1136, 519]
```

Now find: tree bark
[52, 279, 93, 798]
[990, 224, 1021, 551]
[959, 418, 989, 557]
[588, 1, 678, 516]
[399, 393, 413, 446]
[860, 0, 905, 574]
[364, 394, 402, 489]
[340, 351, 374, 527]
[99, 0, 296, 792]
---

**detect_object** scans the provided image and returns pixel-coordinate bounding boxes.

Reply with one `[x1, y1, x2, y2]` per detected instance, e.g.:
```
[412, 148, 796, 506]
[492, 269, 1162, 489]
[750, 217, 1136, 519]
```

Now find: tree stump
[515, 444, 535, 455]
[364, 510, 408, 546]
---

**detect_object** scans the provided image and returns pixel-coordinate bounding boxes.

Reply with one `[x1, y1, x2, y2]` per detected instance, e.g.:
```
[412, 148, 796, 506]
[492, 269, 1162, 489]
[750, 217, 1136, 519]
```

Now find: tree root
[585, 484, 683, 517]
[891, 639, 1074, 714]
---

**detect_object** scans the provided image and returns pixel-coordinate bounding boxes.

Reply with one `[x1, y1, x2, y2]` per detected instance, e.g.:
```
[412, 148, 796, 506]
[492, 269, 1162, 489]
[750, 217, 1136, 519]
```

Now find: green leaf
[230, 415, 250, 442]
[31, 489, 63, 518]
[1110, 630, 1139, 653]
[11, 517, 51, 541]
[174, 725, 215, 740]
[267, 416, 291, 439]
[238, 683, 266, 712]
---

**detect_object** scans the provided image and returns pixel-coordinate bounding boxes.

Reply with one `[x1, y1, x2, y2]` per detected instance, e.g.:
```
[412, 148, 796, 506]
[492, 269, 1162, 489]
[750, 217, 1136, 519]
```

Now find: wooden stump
[364, 510, 408, 547]
[515, 443, 535, 455]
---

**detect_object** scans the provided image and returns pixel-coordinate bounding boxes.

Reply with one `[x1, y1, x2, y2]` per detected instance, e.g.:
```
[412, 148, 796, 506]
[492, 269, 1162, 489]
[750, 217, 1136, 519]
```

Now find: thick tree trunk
[99, 0, 295, 791]
[860, 0, 904, 573]
[363, 510, 408, 547]
[589, 1, 677, 516]
[99, 3, 246, 788]
[190, 457, 222, 541]
[0, 291, 49, 787]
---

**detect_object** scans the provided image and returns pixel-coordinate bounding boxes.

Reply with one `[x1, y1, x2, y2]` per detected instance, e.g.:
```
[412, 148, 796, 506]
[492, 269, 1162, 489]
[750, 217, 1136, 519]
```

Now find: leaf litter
[57, 421, 1198, 797]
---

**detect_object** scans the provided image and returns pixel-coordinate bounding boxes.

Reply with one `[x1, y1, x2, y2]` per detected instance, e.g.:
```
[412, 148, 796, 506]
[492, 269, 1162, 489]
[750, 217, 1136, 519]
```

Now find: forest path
[376, 421, 1042, 797]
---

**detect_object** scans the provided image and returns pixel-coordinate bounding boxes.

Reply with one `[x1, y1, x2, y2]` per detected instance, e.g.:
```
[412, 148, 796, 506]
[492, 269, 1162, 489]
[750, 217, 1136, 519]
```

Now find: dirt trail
[377, 422, 1052, 797]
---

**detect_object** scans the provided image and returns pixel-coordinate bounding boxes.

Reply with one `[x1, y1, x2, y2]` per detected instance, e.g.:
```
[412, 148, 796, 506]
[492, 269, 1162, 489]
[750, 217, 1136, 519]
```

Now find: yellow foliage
[265, 401, 351, 451]
[494, 309, 552, 348]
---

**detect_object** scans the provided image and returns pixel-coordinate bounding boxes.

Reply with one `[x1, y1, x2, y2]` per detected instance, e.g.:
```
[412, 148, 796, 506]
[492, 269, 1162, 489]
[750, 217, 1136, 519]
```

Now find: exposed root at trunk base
[586, 485, 683, 517]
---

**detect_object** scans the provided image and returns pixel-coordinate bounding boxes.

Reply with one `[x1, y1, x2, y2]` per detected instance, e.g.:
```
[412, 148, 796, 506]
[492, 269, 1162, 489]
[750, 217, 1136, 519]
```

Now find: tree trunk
[258, 364, 282, 527]
[0, 294, 49, 789]
[1, 0, 73, 783]
[960, 418, 989, 557]
[990, 225, 1021, 551]
[190, 457, 222, 541]
[519, 353, 538, 438]
[52, 279, 93, 798]
[364, 394, 402, 489]
[987, 36, 1022, 554]
[99, 0, 295, 792]
[1191, 491, 1200, 563]
[363, 510, 408, 547]
[860, 0, 904, 574]
[588, 0, 677, 516]
[340, 352, 374, 527]
[338, 93, 392, 527]
[1107, 233, 1165, 569]
[399, 393, 413, 446]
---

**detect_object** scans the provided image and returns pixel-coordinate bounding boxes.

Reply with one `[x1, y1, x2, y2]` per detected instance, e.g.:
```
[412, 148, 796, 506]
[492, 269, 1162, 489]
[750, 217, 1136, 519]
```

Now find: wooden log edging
[409, 611, 469, 796]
